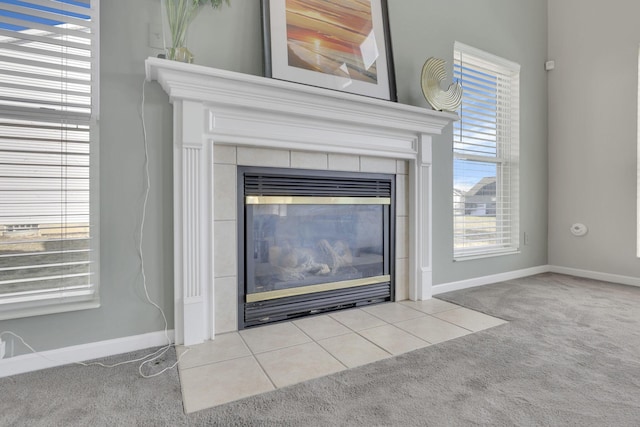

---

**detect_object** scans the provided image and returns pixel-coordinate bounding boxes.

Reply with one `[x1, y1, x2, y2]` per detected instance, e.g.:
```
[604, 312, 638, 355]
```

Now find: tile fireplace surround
[145, 58, 457, 346]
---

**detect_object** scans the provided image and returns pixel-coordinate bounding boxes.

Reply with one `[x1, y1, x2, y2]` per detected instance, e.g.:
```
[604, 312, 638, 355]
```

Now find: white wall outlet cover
[570, 223, 588, 236]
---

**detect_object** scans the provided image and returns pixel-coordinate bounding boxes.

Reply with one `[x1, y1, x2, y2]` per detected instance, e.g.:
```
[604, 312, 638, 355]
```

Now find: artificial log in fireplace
[238, 167, 395, 328]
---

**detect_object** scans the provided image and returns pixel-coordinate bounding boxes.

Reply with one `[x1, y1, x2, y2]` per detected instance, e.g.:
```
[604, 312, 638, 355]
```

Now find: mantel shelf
[145, 57, 457, 137]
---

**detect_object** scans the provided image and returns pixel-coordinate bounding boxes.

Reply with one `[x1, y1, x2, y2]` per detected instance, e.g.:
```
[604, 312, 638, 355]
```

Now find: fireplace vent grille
[244, 173, 392, 198]
[244, 282, 392, 327]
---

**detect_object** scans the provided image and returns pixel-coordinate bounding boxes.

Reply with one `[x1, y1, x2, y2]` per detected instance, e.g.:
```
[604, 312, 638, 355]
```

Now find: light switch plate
[148, 23, 164, 49]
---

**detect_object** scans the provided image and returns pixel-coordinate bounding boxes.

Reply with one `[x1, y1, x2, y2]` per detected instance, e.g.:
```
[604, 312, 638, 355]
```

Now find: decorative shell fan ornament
[421, 57, 463, 112]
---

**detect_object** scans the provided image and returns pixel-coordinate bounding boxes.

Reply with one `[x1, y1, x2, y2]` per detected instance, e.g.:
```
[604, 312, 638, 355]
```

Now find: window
[453, 42, 520, 260]
[0, 0, 99, 319]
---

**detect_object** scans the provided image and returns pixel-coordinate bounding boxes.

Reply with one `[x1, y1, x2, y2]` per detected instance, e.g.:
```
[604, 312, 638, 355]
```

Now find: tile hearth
[176, 299, 507, 414]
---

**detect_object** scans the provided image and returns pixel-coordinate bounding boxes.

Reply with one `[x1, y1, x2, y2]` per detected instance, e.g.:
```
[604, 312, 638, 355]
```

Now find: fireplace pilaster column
[172, 99, 214, 346]
[410, 134, 433, 301]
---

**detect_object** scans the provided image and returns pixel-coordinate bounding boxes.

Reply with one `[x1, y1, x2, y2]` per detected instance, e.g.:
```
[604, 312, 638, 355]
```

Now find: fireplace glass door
[246, 198, 389, 301]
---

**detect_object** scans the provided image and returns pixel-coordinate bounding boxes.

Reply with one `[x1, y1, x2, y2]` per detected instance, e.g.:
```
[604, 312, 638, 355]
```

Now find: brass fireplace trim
[245, 275, 392, 303]
[246, 196, 391, 205]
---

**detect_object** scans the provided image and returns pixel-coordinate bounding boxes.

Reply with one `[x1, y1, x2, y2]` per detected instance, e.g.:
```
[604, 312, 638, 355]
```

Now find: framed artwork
[262, 0, 397, 101]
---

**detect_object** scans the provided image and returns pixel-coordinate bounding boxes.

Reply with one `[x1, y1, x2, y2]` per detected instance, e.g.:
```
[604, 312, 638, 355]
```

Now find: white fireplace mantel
[145, 57, 457, 346]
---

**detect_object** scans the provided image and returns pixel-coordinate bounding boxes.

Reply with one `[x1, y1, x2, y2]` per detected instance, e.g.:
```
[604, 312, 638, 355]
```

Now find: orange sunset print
[285, 0, 379, 83]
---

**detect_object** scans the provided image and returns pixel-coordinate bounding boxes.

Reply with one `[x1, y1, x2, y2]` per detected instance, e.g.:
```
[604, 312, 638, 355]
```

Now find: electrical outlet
[0, 339, 6, 359]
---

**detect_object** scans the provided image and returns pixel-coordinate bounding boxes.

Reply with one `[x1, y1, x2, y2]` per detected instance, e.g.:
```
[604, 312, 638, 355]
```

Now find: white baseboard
[432, 264, 640, 296]
[432, 265, 551, 295]
[549, 266, 640, 288]
[0, 330, 174, 378]
[1, 266, 635, 378]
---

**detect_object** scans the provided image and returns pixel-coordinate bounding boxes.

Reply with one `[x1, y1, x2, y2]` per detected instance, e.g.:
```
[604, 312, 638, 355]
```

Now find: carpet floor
[1, 273, 639, 426]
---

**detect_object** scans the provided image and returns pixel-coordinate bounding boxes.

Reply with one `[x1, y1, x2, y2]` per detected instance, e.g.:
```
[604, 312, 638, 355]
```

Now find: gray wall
[548, 0, 640, 278]
[1, 0, 548, 356]
[388, 0, 548, 284]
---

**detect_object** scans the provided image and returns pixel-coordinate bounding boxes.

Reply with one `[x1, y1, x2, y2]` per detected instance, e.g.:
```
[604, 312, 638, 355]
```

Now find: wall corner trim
[0, 330, 174, 378]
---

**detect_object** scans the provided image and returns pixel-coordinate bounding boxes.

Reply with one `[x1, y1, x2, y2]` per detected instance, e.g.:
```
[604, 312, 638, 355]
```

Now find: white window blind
[0, 0, 98, 319]
[453, 42, 520, 260]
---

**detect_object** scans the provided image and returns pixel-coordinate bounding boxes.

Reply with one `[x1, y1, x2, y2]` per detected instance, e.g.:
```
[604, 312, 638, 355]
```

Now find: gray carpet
[1, 273, 639, 426]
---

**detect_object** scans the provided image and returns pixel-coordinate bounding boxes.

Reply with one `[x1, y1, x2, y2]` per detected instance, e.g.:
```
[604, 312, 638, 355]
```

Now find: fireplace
[145, 58, 457, 345]
[239, 167, 394, 328]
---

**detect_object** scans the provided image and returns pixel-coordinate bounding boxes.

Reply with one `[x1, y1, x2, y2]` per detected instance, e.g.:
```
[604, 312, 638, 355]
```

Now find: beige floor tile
[177, 333, 251, 370]
[362, 302, 426, 324]
[358, 324, 429, 355]
[318, 333, 391, 368]
[180, 356, 274, 413]
[400, 298, 460, 314]
[239, 322, 311, 354]
[293, 314, 351, 341]
[433, 307, 507, 332]
[394, 316, 471, 344]
[256, 342, 345, 388]
[328, 308, 388, 331]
